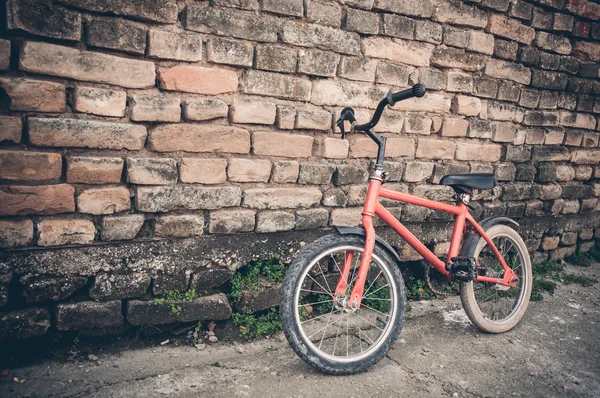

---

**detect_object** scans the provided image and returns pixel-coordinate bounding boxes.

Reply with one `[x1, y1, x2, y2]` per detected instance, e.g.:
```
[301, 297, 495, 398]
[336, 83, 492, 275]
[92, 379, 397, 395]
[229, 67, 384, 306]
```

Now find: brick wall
[1, 0, 600, 339]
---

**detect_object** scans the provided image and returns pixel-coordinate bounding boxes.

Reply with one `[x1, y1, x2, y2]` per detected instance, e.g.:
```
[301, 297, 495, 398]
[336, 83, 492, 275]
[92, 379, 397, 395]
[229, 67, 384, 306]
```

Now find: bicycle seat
[439, 173, 497, 192]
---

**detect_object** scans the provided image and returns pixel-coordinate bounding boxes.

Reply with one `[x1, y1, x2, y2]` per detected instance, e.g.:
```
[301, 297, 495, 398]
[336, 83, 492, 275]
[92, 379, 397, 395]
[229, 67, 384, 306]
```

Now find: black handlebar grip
[390, 83, 426, 104]
[412, 83, 426, 98]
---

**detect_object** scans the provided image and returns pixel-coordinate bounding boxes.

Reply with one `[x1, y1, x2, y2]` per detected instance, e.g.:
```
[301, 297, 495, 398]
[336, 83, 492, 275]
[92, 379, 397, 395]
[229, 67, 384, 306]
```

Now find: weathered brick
[363, 37, 434, 67]
[494, 39, 519, 61]
[296, 107, 332, 130]
[262, 0, 303, 17]
[149, 125, 250, 154]
[213, 0, 259, 11]
[520, 88, 540, 108]
[582, 133, 599, 148]
[147, 29, 202, 61]
[332, 164, 368, 186]
[451, 96, 481, 117]
[159, 65, 238, 95]
[403, 161, 434, 182]
[539, 91, 559, 109]
[180, 158, 227, 185]
[349, 136, 416, 158]
[89, 272, 150, 301]
[345, 7, 380, 34]
[127, 294, 231, 325]
[228, 158, 272, 183]
[415, 20, 442, 44]
[207, 37, 253, 67]
[430, 47, 486, 71]
[243, 187, 322, 209]
[417, 68, 446, 91]
[276, 106, 296, 130]
[311, 79, 386, 108]
[509, 1, 533, 20]
[0, 220, 33, 248]
[20, 42, 155, 88]
[573, 21, 591, 38]
[0, 78, 65, 112]
[136, 186, 242, 212]
[496, 163, 517, 182]
[467, 31, 494, 55]
[339, 57, 377, 82]
[322, 188, 348, 207]
[540, 184, 563, 200]
[484, 59, 531, 85]
[433, 1, 487, 28]
[256, 211, 295, 232]
[56, 300, 123, 331]
[306, 0, 342, 27]
[522, 111, 559, 126]
[573, 41, 600, 62]
[330, 208, 362, 227]
[575, 166, 593, 181]
[415, 139, 456, 160]
[230, 100, 276, 125]
[560, 111, 596, 129]
[297, 48, 340, 77]
[381, 13, 415, 39]
[443, 26, 468, 48]
[532, 146, 569, 161]
[404, 114, 432, 134]
[130, 93, 180, 122]
[0, 39, 9, 70]
[455, 143, 502, 162]
[487, 101, 524, 123]
[209, 209, 256, 234]
[561, 200, 580, 214]
[253, 132, 313, 158]
[374, 0, 433, 18]
[29, 118, 146, 151]
[474, 77, 498, 98]
[75, 87, 126, 117]
[183, 99, 229, 121]
[0, 151, 62, 182]
[571, 150, 600, 165]
[281, 21, 360, 55]
[542, 236, 560, 250]
[315, 137, 349, 159]
[492, 123, 517, 143]
[7, 0, 81, 41]
[101, 214, 144, 241]
[127, 158, 177, 185]
[184, 4, 277, 42]
[553, 13, 574, 31]
[0, 116, 21, 144]
[59, 0, 177, 23]
[20, 274, 87, 303]
[66, 157, 122, 185]
[486, 14, 535, 44]
[545, 130, 565, 145]
[468, 119, 492, 139]
[38, 219, 96, 246]
[565, 130, 583, 146]
[77, 186, 130, 215]
[272, 161, 300, 183]
[256, 44, 297, 73]
[87, 18, 146, 55]
[242, 70, 311, 100]
[558, 93, 578, 110]
[446, 72, 473, 93]
[535, 32, 572, 55]
[155, 214, 204, 237]
[0, 184, 75, 216]
[441, 118, 468, 137]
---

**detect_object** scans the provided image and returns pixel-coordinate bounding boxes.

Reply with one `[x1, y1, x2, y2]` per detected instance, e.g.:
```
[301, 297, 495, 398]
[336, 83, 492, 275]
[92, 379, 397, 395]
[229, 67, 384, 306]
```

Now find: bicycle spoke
[301, 308, 341, 325]
[307, 274, 334, 298]
[363, 283, 389, 299]
[317, 260, 333, 297]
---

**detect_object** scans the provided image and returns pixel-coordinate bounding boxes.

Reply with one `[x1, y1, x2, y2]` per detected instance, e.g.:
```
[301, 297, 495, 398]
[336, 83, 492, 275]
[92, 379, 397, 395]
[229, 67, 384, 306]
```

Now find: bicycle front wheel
[460, 224, 532, 333]
[280, 234, 406, 375]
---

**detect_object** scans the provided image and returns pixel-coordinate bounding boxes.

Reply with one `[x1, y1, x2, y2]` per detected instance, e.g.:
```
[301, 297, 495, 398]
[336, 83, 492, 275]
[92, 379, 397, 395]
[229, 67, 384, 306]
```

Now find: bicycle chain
[424, 262, 454, 297]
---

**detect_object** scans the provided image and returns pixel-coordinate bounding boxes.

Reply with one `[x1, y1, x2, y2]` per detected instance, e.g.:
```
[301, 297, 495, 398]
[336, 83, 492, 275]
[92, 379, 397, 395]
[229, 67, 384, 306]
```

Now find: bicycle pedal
[446, 257, 477, 282]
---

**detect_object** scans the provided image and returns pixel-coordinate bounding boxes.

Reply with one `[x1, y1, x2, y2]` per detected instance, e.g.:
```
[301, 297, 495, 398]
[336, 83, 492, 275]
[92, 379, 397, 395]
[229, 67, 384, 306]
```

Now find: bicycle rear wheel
[460, 224, 532, 333]
[280, 234, 406, 375]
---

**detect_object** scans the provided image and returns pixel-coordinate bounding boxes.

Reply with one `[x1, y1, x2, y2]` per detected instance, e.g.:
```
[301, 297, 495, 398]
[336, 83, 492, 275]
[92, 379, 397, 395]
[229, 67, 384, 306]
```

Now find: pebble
[88, 354, 98, 362]
[208, 335, 218, 343]
[195, 343, 206, 350]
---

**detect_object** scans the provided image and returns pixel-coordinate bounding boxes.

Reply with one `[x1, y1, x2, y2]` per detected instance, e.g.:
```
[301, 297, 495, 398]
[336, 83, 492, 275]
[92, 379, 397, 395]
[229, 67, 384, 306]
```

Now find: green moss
[229, 254, 286, 300]
[154, 289, 198, 314]
[232, 308, 282, 339]
[562, 273, 598, 287]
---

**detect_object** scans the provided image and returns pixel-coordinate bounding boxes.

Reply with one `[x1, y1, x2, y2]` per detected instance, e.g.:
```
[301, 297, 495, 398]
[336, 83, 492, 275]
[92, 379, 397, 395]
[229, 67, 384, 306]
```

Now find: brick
[307, 0, 342, 27]
[496, 163, 516, 181]
[184, 4, 277, 42]
[311, 79, 386, 108]
[520, 88, 540, 108]
[0, 220, 33, 248]
[351, 135, 416, 159]
[441, 118, 468, 137]
[183, 99, 229, 121]
[403, 161, 434, 182]
[487, 101, 524, 122]
[89, 272, 150, 301]
[159, 65, 238, 95]
[228, 158, 272, 183]
[136, 186, 241, 212]
[209, 209, 255, 234]
[21, 275, 87, 303]
[29, 118, 146, 151]
[242, 70, 311, 101]
[561, 200, 580, 214]
[87, 17, 146, 55]
[296, 108, 332, 130]
[255, 211, 295, 232]
[272, 161, 299, 183]
[66, 157, 122, 185]
[230, 100, 276, 125]
[315, 137, 349, 159]
[485, 59, 531, 85]
[148, 30, 202, 62]
[7, 0, 81, 41]
[77, 186, 130, 215]
[256, 44, 297, 73]
[262, 0, 303, 17]
[535, 32, 572, 55]
[578, 62, 598, 79]
[297, 48, 340, 77]
[149, 124, 250, 154]
[243, 187, 322, 209]
[468, 119, 492, 139]
[155, 214, 204, 238]
[531, 146, 569, 161]
[0, 184, 75, 216]
[443, 26, 468, 48]
[59, 0, 177, 23]
[509, 1, 533, 20]
[333, 164, 368, 185]
[213, 0, 259, 10]
[330, 208, 362, 227]
[0, 78, 65, 112]
[345, 8, 379, 34]
[553, 13, 574, 32]
[399, 93, 452, 114]
[493, 123, 517, 142]
[418, 68, 446, 91]
[253, 132, 313, 158]
[539, 91, 559, 109]
[276, 106, 296, 130]
[559, 111, 596, 129]
[574, 41, 600, 62]
[339, 57, 377, 82]
[467, 31, 494, 55]
[126, 158, 177, 186]
[545, 130, 565, 145]
[430, 48, 486, 71]
[415, 20, 442, 44]
[0, 39, 9, 70]
[75, 87, 126, 117]
[374, 0, 434, 18]
[456, 143, 502, 162]
[404, 115, 432, 134]
[540, 52, 561, 71]
[571, 150, 600, 165]
[20, 42, 154, 89]
[474, 77, 498, 98]
[179, 158, 227, 185]
[415, 139, 456, 160]
[446, 72, 473, 93]
[523, 111, 558, 126]
[482, 0, 510, 11]
[322, 188, 347, 207]
[0, 150, 61, 182]
[130, 93, 180, 123]
[381, 14, 415, 39]
[565, 130, 583, 146]
[412, 185, 454, 202]
[281, 21, 360, 55]
[573, 21, 591, 38]
[56, 300, 124, 331]
[541, 236, 560, 250]
[518, 46, 540, 66]
[433, 1, 487, 28]
[363, 37, 434, 67]
[207, 37, 253, 67]
[532, 7, 554, 29]
[486, 14, 535, 44]
[38, 219, 95, 246]
[582, 133, 599, 148]
[101, 214, 144, 241]
[559, 56, 580, 75]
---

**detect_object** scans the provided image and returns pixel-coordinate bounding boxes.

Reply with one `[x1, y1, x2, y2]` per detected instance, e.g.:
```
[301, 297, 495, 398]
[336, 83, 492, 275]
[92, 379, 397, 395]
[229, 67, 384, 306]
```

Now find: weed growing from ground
[531, 256, 598, 301]
[154, 289, 198, 314]
[229, 254, 286, 299]
[232, 308, 282, 339]
[565, 242, 600, 267]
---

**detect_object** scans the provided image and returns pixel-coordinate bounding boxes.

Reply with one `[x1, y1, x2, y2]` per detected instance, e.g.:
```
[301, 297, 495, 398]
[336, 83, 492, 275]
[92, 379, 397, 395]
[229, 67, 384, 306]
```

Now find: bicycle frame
[335, 178, 519, 308]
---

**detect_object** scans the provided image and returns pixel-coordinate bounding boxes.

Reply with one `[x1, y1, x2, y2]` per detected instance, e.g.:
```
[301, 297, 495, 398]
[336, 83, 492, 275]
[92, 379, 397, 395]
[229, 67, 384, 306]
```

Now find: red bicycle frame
[335, 178, 519, 308]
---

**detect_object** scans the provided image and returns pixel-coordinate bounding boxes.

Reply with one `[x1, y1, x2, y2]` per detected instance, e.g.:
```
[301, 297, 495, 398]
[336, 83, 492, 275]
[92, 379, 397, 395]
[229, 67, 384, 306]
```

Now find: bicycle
[280, 83, 532, 375]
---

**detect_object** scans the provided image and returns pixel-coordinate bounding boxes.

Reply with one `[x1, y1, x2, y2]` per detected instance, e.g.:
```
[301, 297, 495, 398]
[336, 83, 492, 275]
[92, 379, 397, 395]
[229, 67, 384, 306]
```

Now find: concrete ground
[1, 263, 599, 398]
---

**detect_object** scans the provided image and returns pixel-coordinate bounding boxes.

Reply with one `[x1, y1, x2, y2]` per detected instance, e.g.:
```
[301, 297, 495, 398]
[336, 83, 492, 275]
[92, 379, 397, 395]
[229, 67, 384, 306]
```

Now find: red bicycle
[280, 84, 532, 375]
